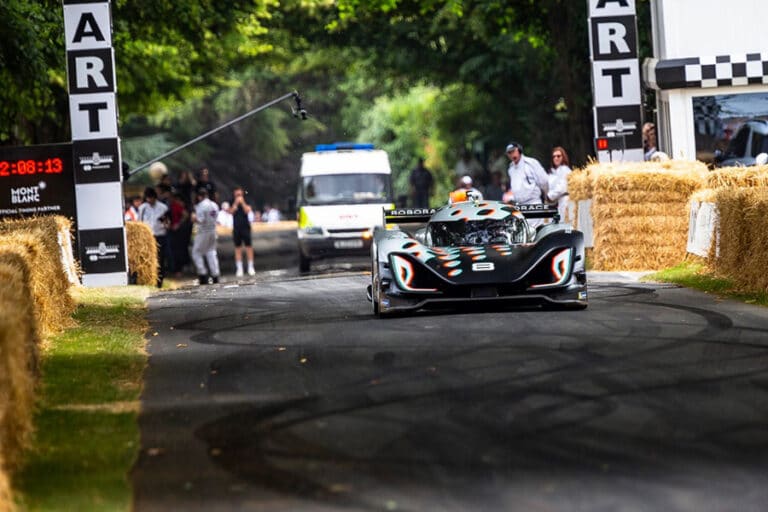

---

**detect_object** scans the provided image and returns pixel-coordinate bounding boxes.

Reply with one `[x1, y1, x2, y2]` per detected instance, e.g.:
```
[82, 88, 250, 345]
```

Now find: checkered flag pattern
[648, 53, 768, 90]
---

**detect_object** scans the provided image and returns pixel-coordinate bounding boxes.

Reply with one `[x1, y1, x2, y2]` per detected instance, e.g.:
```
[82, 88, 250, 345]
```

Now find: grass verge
[644, 261, 768, 306]
[14, 286, 151, 512]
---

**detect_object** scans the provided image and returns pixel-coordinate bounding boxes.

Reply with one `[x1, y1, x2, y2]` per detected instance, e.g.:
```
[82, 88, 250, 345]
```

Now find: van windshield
[301, 173, 393, 205]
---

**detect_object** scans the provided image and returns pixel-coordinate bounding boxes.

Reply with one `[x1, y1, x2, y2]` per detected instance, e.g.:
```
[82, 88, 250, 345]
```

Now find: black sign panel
[590, 15, 637, 60]
[595, 104, 643, 149]
[77, 227, 127, 274]
[72, 138, 120, 183]
[0, 143, 76, 221]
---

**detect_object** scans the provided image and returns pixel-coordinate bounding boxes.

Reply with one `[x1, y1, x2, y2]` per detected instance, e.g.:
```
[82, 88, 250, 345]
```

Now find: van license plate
[334, 240, 363, 249]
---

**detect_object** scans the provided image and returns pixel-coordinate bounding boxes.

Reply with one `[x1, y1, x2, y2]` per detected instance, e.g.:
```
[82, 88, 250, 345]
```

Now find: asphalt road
[132, 270, 768, 512]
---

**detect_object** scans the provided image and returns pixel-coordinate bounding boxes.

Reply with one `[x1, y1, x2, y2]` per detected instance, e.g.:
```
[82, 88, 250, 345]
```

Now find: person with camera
[137, 187, 170, 288]
[227, 186, 256, 277]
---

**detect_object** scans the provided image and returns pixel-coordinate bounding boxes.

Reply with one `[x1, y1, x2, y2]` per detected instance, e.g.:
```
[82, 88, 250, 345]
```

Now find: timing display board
[64, 0, 127, 286]
[0, 143, 76, 221]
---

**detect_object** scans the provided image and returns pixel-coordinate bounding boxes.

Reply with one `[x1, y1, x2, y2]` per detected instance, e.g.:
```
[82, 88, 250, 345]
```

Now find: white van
[297, 143, 394, 272]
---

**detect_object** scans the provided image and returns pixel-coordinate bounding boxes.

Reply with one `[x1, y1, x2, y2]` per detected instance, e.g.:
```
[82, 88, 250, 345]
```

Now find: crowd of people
[409, 141, 573, 223]
[124, 166, 281, 287]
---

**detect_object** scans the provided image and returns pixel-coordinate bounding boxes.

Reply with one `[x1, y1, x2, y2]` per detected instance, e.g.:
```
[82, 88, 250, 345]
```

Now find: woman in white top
[546, 146, 572, 223]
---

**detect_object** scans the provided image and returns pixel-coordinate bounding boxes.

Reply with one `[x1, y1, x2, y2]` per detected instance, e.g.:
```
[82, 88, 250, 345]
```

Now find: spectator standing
[174, 170, 196, 211]
[168, 192, 191, 277]
[217, 202, 234, 228]
[454, 149, 483, 181]
[482, 172, 505, 201]
[264, 205, 281, 223]
[505, 141, 549, 205]
[546, 146, 572, 222]
[197, 167, 218, 204]
[137, 187, 169, 288]
[449, 175, 483, 204]
[124, 195, 141, 221]
[228, 187, 256, 277]
[643, 122, 657, 161]
[409, 157, 434, 208]
[505, 141, 549, 227]
[191, 188, 221, 285]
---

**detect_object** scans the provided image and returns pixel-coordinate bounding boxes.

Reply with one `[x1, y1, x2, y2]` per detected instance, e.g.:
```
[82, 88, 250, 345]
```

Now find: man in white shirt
[192, 188, 221, 284]
[505, 142, 549, 206]
[137, 187, 169, 287]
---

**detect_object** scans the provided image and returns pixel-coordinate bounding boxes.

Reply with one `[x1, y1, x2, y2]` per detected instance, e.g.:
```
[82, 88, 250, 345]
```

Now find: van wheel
[299, 253, 311, 273]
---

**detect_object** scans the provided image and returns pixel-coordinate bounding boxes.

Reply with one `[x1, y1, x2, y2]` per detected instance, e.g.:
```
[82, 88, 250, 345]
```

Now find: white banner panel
[592, 59, 642, 106]
[687, 200, 717, 257]
[63, 3, 112, 50]
[589, 0, 636, 17]
[75, 181, 124, 230]
[69, 92, 118, 140]
[82, 272, 128, 287]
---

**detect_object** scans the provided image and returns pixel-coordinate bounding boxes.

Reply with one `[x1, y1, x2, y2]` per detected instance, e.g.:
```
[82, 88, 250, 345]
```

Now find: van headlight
[302, 226, 323, 235]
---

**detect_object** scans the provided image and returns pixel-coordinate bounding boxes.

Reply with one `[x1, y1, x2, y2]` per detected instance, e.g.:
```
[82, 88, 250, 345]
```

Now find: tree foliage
[2, 0, 653, 208]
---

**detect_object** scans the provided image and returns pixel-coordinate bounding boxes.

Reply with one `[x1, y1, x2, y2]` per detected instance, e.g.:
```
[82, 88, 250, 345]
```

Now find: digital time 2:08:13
[0, 158, 64, 177]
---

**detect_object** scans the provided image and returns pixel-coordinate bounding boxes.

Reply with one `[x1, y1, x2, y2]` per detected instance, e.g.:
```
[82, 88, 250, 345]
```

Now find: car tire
[299, 252, 311, 273]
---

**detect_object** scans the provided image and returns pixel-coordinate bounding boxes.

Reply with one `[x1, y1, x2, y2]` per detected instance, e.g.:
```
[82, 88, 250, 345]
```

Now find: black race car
[366, 199, 587, 316]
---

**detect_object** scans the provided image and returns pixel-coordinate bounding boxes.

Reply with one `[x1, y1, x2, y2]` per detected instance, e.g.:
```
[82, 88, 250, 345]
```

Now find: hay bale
[706, 165, 768, 189]
[0, 253, 39, 472]
[689, 188, 718, 203]
[713, 187, 768, 291]
[126, 221, 158, 286]
[584, 161, 707, 270]
[589, 201, 687, 220]
[0, 458, 13, 512]
[0, 232, 74, 338]
[568, 167, 593, 202]
[0, 217, 75, 326]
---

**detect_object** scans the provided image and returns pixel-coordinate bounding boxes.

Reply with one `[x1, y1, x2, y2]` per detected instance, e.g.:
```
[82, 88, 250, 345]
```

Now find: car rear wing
[383, 208, 436, 225]
[515, 204, 560, 223]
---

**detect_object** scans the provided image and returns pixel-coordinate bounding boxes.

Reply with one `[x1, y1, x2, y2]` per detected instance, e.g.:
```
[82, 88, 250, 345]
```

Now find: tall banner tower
[588, 0, 644, 162]
[63, 0, 128, 286]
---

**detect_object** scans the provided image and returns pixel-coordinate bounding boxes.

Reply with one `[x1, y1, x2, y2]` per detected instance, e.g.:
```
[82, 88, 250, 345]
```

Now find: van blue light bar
[315, 142, 375, 152]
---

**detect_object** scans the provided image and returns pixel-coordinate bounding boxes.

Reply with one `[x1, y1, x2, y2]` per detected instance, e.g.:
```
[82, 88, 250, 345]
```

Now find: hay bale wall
[571, 161, 707, 270]
[126, 221, 158, 286]
[706, 165, 768, 188]
[0, 217, 75, 331]
[712, 187, 768, 291]
[0, 253, 39, 474]
[0, 456, 13, 512]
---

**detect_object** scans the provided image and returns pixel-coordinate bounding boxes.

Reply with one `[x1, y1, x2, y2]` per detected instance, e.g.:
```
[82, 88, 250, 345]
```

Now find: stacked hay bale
[0, 222, 76, 337]
[0, 253, 39, 511]
[566, 165, 593, 226]
[126, 221, 158, 286]
[574, 160, 707, 270]
[702, 165, 768, 291]
[0, 461, 12, 512]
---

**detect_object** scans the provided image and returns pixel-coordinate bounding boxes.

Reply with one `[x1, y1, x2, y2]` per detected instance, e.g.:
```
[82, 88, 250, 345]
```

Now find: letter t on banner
[64, 0, 128, 286]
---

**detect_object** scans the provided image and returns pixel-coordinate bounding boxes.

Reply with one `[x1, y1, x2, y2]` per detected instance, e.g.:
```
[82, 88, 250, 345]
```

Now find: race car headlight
[529, 248, 572, 289]
[390, 254, 439, 293]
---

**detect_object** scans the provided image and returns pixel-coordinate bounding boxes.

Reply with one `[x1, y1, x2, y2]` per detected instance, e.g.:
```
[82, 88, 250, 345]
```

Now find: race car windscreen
[429, 217, 529, 246]
[301, 174, 393, 205]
